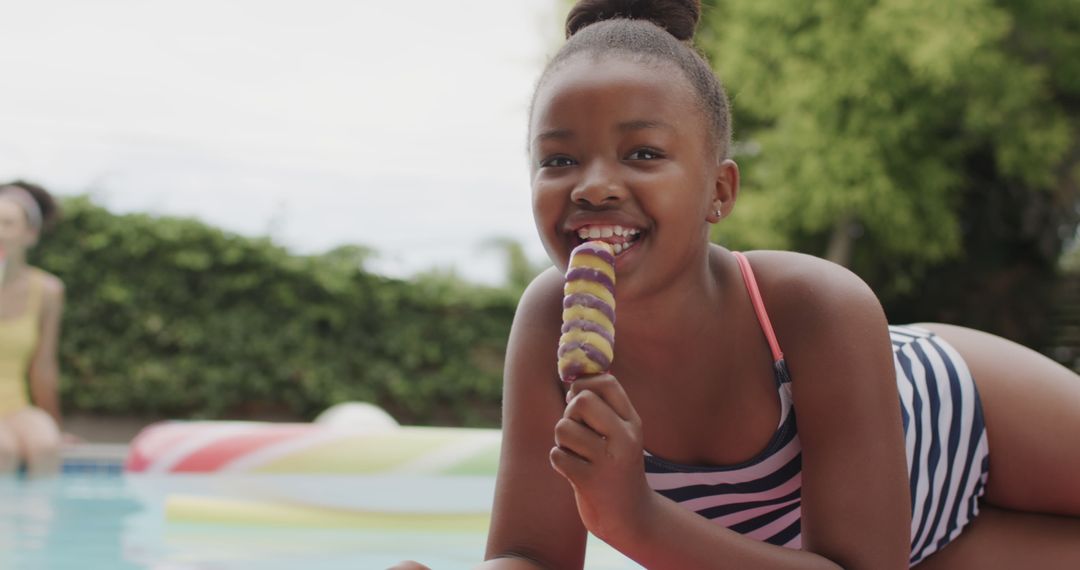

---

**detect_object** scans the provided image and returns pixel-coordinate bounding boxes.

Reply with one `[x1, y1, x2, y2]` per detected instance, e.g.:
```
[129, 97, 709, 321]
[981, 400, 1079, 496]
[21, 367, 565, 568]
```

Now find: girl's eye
[540, 156, 576, 168]
[628, 148, 663, 160]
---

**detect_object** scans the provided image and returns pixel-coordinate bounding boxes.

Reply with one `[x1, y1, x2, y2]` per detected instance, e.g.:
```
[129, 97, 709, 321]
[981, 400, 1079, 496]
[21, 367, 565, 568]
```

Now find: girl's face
[0, 198, 37, 257]
[529, 55, 737, 300]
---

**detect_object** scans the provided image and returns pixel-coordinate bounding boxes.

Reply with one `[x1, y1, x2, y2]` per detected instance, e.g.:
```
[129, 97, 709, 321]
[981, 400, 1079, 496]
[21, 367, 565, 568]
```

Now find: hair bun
[565, 0, 701, 41]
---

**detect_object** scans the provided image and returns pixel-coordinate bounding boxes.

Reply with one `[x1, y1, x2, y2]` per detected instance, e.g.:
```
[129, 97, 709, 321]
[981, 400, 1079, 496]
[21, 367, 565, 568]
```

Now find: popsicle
[558, 241, 616, 382]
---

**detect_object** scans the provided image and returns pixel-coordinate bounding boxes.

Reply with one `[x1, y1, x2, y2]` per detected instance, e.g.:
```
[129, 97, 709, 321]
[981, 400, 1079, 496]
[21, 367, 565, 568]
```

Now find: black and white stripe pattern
[644, 370, 804, 548]
[641, 325, 989, 566]
[892, 325, 989, 565]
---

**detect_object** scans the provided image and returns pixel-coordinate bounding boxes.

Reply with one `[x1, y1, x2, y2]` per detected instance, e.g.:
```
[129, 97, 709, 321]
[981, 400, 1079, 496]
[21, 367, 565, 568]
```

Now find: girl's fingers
[549, 444, 589, 483]
[553, 416, 606, 462]
[566, 374, 641, 425]
[563, 388, 624, 439]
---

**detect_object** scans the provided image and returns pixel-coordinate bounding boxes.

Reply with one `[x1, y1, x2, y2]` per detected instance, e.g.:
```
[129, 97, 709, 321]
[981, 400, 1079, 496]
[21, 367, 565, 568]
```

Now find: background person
[0, 180, 68, 475]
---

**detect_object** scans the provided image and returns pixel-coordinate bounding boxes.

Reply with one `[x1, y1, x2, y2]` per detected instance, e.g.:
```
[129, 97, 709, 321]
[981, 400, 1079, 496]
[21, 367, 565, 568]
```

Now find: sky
[0, 0, 562, 285]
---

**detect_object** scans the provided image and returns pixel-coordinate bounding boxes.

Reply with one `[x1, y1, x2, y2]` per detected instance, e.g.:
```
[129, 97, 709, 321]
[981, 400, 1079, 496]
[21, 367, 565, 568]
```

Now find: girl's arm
[28, 275, 65, 428]
[481, 267, 590, 569]
[764, 252, 912, 568]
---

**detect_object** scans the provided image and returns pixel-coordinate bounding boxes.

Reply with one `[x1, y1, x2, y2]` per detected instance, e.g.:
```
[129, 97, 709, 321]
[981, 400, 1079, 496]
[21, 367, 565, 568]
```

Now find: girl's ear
[708, 159, 739, 223]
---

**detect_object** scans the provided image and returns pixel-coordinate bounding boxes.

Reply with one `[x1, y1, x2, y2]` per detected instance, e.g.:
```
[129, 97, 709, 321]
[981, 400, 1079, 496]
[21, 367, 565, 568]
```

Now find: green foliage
[32, 197, 516, 426]
[700, 0, 1080, 344]
[484, 237, 552, 297]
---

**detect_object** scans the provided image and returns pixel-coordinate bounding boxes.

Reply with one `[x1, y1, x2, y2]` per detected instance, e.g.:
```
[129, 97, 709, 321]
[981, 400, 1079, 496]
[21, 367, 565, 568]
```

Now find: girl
[397, 1, 1080, 568]
[0, 181, 67, 475]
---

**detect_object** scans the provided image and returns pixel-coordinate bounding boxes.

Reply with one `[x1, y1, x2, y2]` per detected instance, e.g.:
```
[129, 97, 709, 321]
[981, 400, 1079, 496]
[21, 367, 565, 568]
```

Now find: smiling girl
[395, 1, 1080, 568]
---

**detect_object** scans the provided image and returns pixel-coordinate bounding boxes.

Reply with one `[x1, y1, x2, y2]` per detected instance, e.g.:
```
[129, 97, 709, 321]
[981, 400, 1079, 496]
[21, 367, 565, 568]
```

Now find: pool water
[1, 473, 142, 570]
[1, 460, 642, 569]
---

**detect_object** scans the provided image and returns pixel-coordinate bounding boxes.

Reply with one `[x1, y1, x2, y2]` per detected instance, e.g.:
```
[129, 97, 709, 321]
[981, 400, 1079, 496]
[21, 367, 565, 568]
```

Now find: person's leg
[6, 407, 61, 476]
[918, 323, 1080, 514]
[0, 421, 18, 473]
[914, 505, 1080, 569]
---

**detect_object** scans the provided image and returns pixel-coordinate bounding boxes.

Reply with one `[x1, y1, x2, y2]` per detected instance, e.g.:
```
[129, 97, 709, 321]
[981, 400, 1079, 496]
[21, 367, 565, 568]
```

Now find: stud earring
[714, 209, 722, 218]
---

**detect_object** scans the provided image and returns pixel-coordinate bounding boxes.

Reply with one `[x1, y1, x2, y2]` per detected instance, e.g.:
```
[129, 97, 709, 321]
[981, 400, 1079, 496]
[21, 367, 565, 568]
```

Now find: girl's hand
[549, 374, 656, 543]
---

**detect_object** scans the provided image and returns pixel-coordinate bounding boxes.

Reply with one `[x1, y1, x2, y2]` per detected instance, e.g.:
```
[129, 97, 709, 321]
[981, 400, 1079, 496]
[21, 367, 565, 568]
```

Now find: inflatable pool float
[125, 421, 500, 476]
[124, 405, 502, 525]
[164, 494, 491, 531]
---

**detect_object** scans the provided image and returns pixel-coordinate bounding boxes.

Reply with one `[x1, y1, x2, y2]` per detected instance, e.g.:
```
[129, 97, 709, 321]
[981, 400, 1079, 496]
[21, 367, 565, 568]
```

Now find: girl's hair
[0, 180, 61, 232]
[532, 0, 732, 157]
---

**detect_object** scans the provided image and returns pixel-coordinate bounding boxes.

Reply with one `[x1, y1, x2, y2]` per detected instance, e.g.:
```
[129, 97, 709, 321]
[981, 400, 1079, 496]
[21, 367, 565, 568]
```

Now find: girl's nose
[570, 161, 625, 208]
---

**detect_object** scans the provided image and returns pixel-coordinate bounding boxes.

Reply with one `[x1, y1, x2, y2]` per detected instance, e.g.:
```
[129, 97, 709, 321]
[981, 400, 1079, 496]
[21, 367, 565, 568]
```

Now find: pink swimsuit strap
[732, 252, 784, 363]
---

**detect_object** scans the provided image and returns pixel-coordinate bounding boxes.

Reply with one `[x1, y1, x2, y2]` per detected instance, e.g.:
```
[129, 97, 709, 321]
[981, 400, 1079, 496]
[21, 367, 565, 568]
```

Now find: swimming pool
[1, 447, 641, 569]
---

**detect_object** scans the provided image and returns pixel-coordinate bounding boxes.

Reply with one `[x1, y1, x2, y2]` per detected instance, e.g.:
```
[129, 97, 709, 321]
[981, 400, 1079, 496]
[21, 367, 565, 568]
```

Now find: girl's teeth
[613, 243, 625, 254]
[575, 225, 642, 247]
[577, 226, 638, 239]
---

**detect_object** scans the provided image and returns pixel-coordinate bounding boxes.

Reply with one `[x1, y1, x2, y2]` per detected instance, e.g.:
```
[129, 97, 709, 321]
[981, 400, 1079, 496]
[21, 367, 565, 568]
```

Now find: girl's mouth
[574, 225, 643, 256]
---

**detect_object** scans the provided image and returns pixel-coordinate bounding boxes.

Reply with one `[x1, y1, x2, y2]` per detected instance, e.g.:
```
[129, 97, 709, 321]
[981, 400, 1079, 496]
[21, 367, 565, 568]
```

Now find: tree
[700, 0, 1080, 345]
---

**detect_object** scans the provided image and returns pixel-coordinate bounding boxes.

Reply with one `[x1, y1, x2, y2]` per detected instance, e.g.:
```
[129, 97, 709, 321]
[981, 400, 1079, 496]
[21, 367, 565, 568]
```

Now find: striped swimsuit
[644, 253, 990, 566]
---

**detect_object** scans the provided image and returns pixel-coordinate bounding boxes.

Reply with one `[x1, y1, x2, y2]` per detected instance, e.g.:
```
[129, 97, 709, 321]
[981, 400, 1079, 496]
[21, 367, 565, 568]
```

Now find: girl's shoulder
[29, 267, 65, 306]
[518, 265, 564, 315]
[509, 266, 565, 345]
[739, 249, 876, 299]
[738, 250, 884, 338]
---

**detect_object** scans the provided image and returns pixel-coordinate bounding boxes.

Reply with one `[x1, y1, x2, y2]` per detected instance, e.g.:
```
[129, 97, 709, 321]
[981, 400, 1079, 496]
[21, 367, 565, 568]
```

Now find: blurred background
[2, 0, 1078, 433]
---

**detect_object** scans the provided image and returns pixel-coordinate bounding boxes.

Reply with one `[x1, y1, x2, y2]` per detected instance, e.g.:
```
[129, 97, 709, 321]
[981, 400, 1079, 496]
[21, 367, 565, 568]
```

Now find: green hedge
[32, 197, 516, 427]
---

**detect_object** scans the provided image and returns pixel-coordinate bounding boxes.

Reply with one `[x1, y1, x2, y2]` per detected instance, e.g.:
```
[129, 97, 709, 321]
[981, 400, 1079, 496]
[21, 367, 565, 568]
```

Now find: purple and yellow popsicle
[558, 241, 616, 382]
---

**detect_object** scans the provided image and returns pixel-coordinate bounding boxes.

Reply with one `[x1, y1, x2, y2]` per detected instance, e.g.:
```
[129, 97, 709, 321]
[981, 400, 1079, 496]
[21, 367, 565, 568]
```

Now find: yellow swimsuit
[0, 269, 42, 417]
